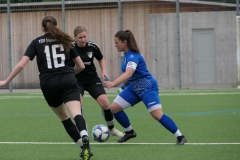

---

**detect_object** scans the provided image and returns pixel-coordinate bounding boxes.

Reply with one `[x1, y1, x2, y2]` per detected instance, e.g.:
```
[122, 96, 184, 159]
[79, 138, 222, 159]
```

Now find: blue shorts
[118, 77, 161, 109]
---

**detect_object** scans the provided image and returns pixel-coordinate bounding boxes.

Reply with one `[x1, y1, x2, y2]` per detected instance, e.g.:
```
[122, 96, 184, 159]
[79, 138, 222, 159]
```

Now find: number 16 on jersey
[44, 44, 66, 69]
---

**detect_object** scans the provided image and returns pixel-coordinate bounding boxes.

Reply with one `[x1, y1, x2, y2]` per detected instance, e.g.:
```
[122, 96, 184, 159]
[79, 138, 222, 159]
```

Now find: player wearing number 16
[0, 15, 93, 160]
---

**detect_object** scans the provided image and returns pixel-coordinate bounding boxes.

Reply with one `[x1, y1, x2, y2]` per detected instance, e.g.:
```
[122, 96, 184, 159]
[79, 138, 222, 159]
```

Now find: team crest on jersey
[87, 52, 93, 58]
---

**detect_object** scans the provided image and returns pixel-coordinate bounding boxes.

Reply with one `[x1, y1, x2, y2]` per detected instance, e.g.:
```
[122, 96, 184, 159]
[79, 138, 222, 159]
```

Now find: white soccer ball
[92, 124, 110, 143]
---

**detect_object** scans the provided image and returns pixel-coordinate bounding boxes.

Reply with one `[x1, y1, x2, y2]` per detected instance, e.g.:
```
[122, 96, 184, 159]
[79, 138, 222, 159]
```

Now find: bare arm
[73, 56, 85, 75]
[0, 56, 29, 86]
[98, 58, 109, 79]
[104, 69, 134, 89]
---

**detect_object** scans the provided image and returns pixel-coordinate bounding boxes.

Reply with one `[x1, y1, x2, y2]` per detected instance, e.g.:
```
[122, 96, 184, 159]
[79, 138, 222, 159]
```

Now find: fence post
[176, 0, 181, 89]
[237, 0, 240, 89]
[62, 0, 65, 31]
[237, 0, 239, 16]
[118, 0, 122, 30]
[118, 0, 123, 78]
[237, 16, 240, 89]
[7, 0, 12, 93]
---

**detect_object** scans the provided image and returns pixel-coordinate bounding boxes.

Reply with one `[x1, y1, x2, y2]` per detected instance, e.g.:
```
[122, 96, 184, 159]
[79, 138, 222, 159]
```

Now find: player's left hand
[104, 81, 114, 89]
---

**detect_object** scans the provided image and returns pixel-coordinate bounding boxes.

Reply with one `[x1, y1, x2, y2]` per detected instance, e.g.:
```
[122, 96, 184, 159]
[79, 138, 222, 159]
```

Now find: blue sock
[159, 114, 178, 134]
[113, 111, 131, 128]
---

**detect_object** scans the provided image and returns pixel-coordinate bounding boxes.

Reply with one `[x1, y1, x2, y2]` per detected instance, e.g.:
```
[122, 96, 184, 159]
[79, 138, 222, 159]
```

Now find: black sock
[126, 129, 134, 134]
[62, 118, 81, 142]
[74, 114, 87, 132]
[103, 109, 114, 130]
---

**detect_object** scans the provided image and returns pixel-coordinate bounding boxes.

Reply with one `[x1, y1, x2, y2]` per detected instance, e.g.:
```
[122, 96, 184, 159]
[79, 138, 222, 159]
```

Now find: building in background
[0, 0, 238, 90]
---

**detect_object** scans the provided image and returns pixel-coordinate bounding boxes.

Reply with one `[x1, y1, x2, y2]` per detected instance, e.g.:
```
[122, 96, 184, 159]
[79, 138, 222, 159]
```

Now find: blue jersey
[122, 50, 151, 81]
[122, 50, 158, 97]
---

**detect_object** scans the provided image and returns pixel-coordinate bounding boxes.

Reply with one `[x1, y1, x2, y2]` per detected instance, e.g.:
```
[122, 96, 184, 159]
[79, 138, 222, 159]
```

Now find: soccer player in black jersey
[73, 26, 124, 138]
[0, 16, 93, 160]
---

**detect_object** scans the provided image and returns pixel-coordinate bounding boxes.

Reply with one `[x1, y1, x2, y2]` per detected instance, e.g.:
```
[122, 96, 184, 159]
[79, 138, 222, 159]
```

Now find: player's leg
[65, 101, 93, 159]
[97, 94, 124, 137]
[78, 82, 85, 115]
[111, 87, 140, 143]
[41, 78, 84, 153]
[62, 74, 93, 159]
[87, 79, 124, 138]
[51, 104, 82, 147]
[142, 90, 187, 145]
[80, 94, 84, 115]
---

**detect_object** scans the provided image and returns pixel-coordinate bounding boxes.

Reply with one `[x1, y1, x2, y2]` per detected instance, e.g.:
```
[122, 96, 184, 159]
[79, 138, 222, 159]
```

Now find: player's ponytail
[42, 16, 74, 52]
[115, 30, 140, 53]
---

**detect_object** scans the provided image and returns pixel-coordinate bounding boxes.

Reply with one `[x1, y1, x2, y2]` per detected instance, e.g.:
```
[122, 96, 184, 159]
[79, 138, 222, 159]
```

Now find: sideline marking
[0, 142, 240, 145]
[0, 92, 240, 99]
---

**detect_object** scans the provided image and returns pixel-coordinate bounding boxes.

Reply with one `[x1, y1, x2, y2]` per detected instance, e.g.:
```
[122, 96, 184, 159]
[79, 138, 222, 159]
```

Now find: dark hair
[114, 30, 140, 53]
[42, 15, 74, 52]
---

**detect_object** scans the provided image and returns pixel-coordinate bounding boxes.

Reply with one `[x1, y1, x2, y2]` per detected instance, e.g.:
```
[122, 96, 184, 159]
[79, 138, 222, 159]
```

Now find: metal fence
[0, 0, 239, 91]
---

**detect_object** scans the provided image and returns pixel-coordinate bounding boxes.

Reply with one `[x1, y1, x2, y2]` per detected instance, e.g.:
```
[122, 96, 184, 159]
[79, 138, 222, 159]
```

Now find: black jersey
[24, 33, 79, 82]
[74, 41, 103, 81]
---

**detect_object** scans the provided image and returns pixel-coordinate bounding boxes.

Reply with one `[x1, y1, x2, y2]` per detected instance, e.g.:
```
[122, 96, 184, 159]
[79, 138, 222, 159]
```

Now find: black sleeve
[70, 47, 79, 59]
[94, 46, 103, 60]
[24, 41, 36, 61]
[68, 48, 80, 67]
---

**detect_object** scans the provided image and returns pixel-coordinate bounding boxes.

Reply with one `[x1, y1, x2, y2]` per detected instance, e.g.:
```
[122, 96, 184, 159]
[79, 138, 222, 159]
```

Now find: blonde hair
[74, 26, 87, 37]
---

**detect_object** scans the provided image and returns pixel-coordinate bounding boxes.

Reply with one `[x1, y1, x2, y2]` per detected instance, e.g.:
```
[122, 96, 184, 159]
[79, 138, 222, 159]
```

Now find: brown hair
[74, 26, 87, 37]
[114, 30, 140, 53]
[42, 15, 74, 52]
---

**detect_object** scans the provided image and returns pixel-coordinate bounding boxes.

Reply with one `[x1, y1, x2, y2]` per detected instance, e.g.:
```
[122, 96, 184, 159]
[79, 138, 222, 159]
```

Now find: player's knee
[98, 99, 110, 110]
[109, 103, 122, 114]
[100, 103, 110, 110]
[149, 106, 163, 120]
[97, 95, 109, 107]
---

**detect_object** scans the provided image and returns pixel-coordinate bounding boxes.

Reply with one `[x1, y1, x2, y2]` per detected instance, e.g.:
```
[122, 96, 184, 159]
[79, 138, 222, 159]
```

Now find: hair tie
[125, 30, 129, 33]
[46, 20, 51, 23]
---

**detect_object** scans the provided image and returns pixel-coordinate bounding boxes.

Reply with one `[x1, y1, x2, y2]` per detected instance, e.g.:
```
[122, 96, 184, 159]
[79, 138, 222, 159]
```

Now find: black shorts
[78, 77, 106, 100]
[41, 73, 80, 108]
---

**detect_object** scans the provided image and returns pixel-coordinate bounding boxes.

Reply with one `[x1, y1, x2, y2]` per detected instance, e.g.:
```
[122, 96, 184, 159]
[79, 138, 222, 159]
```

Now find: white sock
[174, 129, 182, 137]
[75, 138, 83, 147]
[80, 130, 88, 137]
[125, 125, 133, 132]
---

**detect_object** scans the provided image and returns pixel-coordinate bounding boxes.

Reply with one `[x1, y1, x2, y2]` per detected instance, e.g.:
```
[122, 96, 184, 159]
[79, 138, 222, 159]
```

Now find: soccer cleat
[110, 128, 125, 138]
[80, 149, 93, 160]
[117, 130, 137, 143]
[176, 135, 187, 145]
[80, 136, 93, 160]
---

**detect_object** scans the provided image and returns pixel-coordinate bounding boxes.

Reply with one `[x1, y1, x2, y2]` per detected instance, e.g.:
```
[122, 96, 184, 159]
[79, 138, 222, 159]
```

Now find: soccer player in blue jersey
[0, 16, 93, 159]
[104, 30, 187, 145]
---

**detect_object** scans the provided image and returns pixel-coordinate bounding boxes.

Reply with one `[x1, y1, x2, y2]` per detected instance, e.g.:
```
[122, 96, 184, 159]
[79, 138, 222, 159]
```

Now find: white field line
[0, 142, 240, 145]
[0, 92, 240, 99]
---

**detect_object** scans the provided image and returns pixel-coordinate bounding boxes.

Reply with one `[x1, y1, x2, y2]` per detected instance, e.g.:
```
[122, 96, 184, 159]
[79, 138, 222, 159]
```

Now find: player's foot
[117, 130, 137, 143]
[110, 128, 125, 138]
[80, 136, 93, 160]
[176, 135, 187, 145]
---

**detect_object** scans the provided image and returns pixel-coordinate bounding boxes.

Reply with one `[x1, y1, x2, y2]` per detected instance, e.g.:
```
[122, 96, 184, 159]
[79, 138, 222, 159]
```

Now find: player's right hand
[0, 80, 7, 86]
